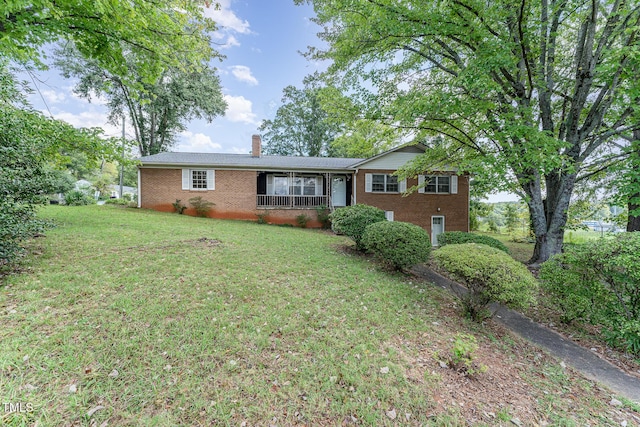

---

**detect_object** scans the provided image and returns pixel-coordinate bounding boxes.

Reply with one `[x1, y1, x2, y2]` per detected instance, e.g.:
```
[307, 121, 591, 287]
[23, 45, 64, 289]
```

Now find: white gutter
[137, 168, 141, 208]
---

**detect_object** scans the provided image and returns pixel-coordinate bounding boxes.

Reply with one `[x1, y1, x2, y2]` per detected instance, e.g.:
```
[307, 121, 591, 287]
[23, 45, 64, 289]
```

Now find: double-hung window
[418, 175, 458, 194]
[182, 169, 215, 190]
[365, 173, 405, 193]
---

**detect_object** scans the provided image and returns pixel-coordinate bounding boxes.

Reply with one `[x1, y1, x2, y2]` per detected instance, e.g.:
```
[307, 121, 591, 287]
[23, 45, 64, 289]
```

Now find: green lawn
[0, 206, 636, 426]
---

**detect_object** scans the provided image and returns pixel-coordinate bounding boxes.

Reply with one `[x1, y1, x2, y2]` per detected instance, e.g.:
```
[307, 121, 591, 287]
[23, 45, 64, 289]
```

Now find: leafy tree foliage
[329, 119, 398, 158]
[56, 46, 227, 156]
[1, 0, 221, 268]
[1, 0, 219, 83]
[0, 65, 116, 266]
[259, 80, 341, 157]
[301, 0, 640, 263]
[609, 130, 640, 231]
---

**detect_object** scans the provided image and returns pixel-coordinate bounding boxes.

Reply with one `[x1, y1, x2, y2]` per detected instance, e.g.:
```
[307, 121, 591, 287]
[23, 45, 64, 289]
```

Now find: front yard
[1, 206, 638, 425]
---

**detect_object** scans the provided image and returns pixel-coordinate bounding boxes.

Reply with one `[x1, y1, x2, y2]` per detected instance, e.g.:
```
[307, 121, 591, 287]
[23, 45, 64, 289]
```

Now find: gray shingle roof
[139, 152, 364, 171]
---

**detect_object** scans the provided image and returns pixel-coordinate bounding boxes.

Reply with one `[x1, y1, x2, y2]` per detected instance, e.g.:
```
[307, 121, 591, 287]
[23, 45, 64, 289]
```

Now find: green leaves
[55, 45, 226, 156]
[303, 0, 640, 262]
[1, 0, 220, 84]
[0, 64, 117, 266]
[259, 82, 341, 157]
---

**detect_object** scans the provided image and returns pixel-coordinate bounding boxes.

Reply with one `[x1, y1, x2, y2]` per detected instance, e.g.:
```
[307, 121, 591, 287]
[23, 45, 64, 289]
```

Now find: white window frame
[182, 169, 215, 191]
[418, 175, 458, 194]
[266, 174, 323, 196]
[365, 173, 407, 193]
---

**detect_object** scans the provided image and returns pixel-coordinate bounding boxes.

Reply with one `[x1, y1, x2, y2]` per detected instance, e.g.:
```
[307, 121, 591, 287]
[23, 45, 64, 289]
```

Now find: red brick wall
[354, 169, 469, 233]
[139, 167, 324, 226]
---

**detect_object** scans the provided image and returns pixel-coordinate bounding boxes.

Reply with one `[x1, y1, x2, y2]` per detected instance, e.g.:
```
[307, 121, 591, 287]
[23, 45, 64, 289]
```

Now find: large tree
[259, 79, 341, 157]
[301, 0, 640, 264]
[56, 46, 227, 156]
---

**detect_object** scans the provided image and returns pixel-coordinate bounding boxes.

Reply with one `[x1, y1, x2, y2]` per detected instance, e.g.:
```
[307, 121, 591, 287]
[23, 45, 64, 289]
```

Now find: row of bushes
[329, 204, 431, 269]
[328, 205, 538, 321]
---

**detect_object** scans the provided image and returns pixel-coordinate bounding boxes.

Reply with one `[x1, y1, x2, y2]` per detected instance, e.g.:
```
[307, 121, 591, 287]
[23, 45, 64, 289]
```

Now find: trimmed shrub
[540, 232, 640, 355]
[329, 204, 387, 250]
[361, 221, 431, 270]
[437, 231, 509, 254]
[432, 243, 538, 320]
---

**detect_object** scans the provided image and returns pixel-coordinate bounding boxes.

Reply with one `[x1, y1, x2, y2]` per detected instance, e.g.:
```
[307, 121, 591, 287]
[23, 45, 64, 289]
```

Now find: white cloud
[178, 131, 222, 152]
[41, 90, 66, 104]
[221, 35, 241, 49]
[229, 65, 258, 86]
[223, 94, 258, 124]
[47, 109, 121, 137]
[204, 0, 251, 34]
[204, 0, 251, 49]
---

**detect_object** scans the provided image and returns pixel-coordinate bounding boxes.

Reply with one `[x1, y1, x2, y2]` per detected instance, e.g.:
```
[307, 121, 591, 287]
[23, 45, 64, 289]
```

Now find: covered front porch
[256, 172, 351, 209]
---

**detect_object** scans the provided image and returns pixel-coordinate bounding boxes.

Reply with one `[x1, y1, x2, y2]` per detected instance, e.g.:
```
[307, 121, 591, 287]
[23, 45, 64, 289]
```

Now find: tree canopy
[301, 0, 640, 263]
[1, 0, 220, 82]
[259, 83, 341, 157]
[56, 45, 227, 156]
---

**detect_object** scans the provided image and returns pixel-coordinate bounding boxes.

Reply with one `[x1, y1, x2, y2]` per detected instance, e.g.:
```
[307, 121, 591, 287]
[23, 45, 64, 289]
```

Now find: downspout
[353, 168, 358, 205]
[137, 168, 141, 208]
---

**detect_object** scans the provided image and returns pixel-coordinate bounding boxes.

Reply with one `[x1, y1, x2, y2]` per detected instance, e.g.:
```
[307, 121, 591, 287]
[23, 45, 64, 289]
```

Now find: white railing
[257, 195, 328, 208]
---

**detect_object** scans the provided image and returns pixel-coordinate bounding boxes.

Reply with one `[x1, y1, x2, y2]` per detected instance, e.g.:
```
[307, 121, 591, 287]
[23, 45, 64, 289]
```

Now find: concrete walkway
[411, 265, 640, 403]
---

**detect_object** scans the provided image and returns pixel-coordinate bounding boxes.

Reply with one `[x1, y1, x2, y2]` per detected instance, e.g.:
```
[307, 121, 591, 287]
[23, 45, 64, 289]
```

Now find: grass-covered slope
[0, 206, 636, 426]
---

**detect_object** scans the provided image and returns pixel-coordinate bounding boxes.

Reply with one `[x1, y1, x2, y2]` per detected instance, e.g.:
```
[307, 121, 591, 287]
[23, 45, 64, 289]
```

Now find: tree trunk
[526, 170, 576, 265]
[627, 130, 640, 232]
[628, 202, 640, 232]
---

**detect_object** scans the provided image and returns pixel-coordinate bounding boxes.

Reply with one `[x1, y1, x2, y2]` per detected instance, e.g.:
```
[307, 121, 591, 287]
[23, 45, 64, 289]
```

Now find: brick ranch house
[137, 135, 469, 244]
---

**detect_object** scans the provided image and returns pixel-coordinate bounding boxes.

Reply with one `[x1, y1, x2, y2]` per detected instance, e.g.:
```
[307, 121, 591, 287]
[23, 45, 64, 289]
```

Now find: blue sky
[25, 0, 323, 155]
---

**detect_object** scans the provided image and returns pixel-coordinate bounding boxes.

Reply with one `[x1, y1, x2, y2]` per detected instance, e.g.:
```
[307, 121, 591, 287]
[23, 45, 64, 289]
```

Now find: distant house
[107, 185, 137, 199]
[137, 135, 469, 244]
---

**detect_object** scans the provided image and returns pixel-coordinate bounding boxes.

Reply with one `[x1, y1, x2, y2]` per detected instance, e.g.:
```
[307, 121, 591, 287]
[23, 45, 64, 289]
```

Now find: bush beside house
[329, 204, 387, 250]
[362, 221, 431, 270]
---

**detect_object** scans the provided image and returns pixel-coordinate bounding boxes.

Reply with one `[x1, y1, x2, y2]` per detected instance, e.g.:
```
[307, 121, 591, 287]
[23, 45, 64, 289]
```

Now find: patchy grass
[1, 206, 638, 426]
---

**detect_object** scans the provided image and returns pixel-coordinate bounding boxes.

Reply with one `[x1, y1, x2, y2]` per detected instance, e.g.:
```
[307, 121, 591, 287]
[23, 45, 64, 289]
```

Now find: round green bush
[432, 243, 537, 320]
[540, 232, 640, 354]
[437, 231, 509, 254]
[64, 190, 96, 206]
[361, 221, 431, 270]
[329, 204, 387, 250]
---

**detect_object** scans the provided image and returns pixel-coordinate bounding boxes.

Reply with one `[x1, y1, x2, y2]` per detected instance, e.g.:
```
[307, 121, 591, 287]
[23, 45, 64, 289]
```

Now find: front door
[332, 175, 347, 207]
[431, 216, 445, 246]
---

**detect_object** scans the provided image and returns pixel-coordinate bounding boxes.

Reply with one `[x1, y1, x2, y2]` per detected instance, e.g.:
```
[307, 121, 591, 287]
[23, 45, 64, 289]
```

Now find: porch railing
[257, 195, 328, 209]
